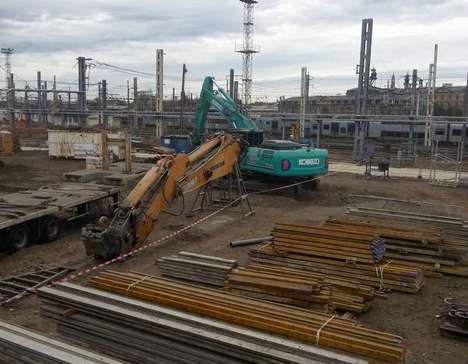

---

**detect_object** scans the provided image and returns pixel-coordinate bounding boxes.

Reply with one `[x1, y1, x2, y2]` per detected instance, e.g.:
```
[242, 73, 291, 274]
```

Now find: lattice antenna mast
[1, 48, 14, 94]
[237, 0, 259, 107]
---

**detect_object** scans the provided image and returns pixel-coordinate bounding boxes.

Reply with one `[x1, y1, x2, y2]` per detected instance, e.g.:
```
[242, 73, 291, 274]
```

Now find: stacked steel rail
[250, 246, 423, 294]
[157, 252, 237, 287]
[271, 223, 387, 264]
[0, 320, 123, 364]
[339, 212, 468, 277]
[85, 270, 406, 363]
[226, 264, 374, 313]
[250, 222, 425, 293]
[38, 281, 369, 364]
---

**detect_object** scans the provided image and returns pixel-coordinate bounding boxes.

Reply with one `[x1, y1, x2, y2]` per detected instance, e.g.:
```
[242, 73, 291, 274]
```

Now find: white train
[253, 115, 468, 144]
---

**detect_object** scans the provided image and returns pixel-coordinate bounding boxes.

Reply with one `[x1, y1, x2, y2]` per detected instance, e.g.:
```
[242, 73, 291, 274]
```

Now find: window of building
[452, 129, 462, 136]
[435, 129, 445, 136]
[323, 124, 330, 130]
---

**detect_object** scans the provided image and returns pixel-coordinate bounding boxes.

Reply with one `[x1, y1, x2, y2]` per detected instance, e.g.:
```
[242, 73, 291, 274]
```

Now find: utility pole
[36, 71, 42, 122]
[8, 73, 15, 140]
[155, 49, 164, 137]
[133, 77, 138, 130]
[1, 48, 15, 142]
[425, 44, 438, 147]
[77, 56, 91, 127]
[24, 85, 31, 137]
[172, 87, 176, 112]
[179, 64, 187, 133]
[299, 67, 308, 139]
[1, 47, 13, 103]
[229, 69, 235, 99]
[43, 81, 48, 123]
[411, 69, 418, 115]
[353, 18, 373, 161]
[97, 82, 102, 125]
[67, 88, 71, 124]
[127, 80, 131, 134]
[464, 73, 468, 117]
[234, 81, 239, 104]
[102, 80, 108, 127]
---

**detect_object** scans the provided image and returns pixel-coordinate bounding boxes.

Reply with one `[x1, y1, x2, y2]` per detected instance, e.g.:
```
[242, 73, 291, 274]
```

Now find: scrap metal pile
[226, 264, 374, 313]
[0, 320, 123, 364]
[439, 298, 468, 340]
[157, 251, 237, 287]
[250, 222, 425, 294]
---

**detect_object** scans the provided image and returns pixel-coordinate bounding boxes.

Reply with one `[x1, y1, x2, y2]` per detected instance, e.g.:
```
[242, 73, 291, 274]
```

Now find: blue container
[161, 135, 192, 153]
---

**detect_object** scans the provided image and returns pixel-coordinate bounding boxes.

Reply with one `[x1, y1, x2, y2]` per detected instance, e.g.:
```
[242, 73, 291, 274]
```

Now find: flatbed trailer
[0, 183, 120, 251]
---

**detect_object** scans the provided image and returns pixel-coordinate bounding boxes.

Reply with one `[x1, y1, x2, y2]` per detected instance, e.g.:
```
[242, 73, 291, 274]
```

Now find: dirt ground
[1, 151, 468, 364]
[0, 151, 84, 193]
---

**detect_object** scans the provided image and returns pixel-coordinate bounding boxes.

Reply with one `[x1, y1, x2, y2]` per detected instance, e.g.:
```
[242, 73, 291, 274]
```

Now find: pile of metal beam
[337, 213, 468, 277]
[157, 251, 237, 287]
[85, 270, 406, 363]
[439, 298, 468, 340]
[38, 281, 369, 364]
[0, 319, 123, 364]
[272, 223, 387, 265]
[249, 220, 427, 294]
[250, 245, 424, 294]
[225, 264, 374, 313]
[347, 203, 467, 230]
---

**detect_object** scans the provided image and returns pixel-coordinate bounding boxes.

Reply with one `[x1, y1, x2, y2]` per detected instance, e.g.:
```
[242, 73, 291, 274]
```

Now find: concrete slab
[107, 162, 154, 173]
[104, 172, 145, 189]
[63, 169, 113, 183]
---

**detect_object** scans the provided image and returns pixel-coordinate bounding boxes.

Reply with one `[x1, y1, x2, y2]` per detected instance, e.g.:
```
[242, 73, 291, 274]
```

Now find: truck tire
[8, 225, 30, 252]
[40, 216, 60, 243]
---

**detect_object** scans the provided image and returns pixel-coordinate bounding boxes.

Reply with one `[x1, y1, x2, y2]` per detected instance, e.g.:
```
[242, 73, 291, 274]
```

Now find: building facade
[278, 84, 467, 116]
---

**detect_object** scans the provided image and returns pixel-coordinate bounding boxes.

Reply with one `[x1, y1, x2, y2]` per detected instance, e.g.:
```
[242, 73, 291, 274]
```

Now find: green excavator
[193, 77, 328, 189]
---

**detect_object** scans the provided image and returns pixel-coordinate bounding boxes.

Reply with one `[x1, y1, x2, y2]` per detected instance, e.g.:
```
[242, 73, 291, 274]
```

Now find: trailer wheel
[8, 225, 30, 251]
[40, 216, 60, 243]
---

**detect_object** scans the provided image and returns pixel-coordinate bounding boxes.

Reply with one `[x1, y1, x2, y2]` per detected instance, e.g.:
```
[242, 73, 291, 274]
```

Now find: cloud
[1, 0, 467, 101]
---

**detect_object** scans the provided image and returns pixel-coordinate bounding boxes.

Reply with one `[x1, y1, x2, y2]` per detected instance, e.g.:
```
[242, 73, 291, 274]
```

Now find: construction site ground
[1, 151, 468, 364]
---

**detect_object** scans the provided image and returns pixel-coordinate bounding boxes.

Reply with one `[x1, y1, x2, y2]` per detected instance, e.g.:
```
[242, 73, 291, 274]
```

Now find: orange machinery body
[0, 132, 14, 155]
[82, 133, 241, 260]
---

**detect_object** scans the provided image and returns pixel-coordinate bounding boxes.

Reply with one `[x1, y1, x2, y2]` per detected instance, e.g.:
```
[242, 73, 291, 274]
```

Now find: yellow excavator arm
[82, 133, 241, 260]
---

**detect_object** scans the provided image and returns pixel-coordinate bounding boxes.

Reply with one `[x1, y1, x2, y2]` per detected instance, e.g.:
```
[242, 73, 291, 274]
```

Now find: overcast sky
[1, 0, 468, 101]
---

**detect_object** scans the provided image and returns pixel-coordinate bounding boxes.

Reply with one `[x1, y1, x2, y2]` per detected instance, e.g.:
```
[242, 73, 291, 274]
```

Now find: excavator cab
[230, 129, 264, 147]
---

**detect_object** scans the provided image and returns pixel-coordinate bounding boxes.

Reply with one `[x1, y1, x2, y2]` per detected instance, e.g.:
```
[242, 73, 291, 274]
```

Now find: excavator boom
[194, 77, 260, 145]
[82, 134, 241, 260]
